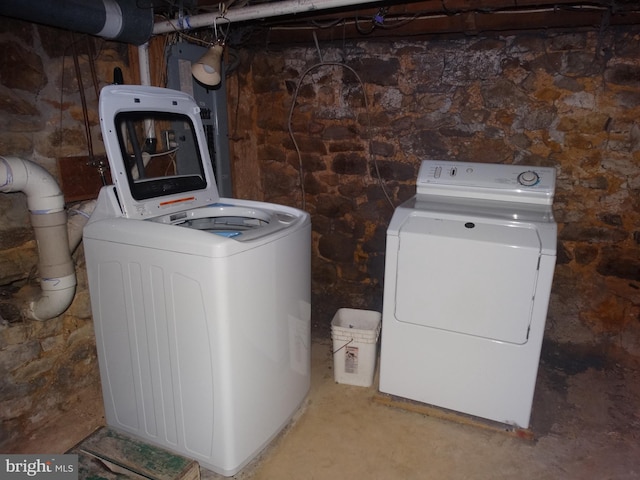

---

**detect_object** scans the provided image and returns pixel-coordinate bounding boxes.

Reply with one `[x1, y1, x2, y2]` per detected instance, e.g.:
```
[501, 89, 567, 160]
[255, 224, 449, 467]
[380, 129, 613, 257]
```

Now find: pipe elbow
[26, 274, 77, 321]
[1, 156, 78, 321]
[0, 155, 64, 213]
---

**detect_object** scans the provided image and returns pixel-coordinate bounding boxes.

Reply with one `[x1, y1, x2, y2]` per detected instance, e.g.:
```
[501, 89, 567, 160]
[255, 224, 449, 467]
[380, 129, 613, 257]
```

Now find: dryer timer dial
[517, 170, 540, 186]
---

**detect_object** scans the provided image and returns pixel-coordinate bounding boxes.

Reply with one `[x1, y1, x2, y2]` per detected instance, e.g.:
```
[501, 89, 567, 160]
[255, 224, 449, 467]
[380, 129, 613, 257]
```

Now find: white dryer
[83, 85, 311, 476]
[379, 160, 556, 429]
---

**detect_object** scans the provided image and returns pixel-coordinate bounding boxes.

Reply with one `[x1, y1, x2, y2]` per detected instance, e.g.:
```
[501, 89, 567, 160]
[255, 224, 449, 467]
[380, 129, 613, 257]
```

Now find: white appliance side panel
[126, 262, 159, 439]
[395, 216, 541, 344]
[85, 220, 311, 476]
[212, 223, 311, 474]
[169, 272, 215, 458]
[147, 265, 179, 446]
[91, 259, 140, 430]
[86, 240, 216, 459]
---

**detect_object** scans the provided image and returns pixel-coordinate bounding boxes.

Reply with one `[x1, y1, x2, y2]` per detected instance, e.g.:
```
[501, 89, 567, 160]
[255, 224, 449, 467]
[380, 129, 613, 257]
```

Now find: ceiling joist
[156, 0, 640, 44]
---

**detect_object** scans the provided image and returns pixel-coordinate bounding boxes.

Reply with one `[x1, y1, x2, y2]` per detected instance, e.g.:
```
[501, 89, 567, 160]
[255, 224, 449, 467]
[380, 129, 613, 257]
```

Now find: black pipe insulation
[0, 0, 153, 45]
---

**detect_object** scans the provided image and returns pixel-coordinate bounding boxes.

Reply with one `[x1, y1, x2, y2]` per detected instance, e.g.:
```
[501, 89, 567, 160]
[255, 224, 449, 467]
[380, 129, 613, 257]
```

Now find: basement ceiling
[151, 0, 640, 44]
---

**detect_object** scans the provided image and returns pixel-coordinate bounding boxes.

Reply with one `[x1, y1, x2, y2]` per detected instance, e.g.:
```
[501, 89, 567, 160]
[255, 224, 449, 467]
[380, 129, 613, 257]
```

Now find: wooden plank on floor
[372, 392, 535, 441]
[71, 427, 200, 480]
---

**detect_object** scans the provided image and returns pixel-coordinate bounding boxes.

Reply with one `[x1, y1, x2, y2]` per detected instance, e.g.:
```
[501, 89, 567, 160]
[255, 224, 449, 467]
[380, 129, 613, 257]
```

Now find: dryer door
[394, 215, 541, 344]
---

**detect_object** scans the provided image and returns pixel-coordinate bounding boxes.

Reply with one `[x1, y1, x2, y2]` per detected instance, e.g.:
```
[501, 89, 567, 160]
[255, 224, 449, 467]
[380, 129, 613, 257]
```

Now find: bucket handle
[332, 338, 354, 354]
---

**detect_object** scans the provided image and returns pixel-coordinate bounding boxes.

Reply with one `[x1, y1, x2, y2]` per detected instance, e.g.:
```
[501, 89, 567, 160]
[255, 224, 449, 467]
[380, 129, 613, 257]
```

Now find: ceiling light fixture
[192, 44, 224, 87]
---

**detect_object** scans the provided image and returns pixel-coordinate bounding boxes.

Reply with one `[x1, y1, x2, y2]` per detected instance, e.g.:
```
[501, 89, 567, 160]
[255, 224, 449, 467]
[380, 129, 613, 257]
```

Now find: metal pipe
[153, 0, 386, 34]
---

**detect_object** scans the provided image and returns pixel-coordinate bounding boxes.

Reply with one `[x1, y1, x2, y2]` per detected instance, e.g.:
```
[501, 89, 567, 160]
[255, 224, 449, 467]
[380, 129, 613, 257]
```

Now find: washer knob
[517, 170, 540, 186]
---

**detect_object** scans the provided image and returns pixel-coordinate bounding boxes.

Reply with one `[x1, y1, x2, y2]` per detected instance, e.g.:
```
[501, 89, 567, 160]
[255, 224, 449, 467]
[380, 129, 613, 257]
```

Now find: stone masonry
[1, 16, 639, 451]
[226, 29, 640, 349]
[0, 19, 128, 450]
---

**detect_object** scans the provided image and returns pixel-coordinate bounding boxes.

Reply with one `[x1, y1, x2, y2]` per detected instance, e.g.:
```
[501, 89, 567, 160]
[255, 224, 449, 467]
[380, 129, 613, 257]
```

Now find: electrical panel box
[166, 42, 232, 197]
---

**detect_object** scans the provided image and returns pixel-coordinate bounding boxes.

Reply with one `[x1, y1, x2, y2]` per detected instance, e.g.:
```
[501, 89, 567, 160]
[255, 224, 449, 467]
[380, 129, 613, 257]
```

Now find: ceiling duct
[0, 0, 154, 45]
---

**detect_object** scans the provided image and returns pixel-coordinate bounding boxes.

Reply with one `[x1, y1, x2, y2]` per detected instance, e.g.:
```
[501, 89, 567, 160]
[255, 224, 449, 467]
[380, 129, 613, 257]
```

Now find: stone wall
[1, 15, 639, 452]
[226, 28, 640, 351]
[0, 19, 130, 451]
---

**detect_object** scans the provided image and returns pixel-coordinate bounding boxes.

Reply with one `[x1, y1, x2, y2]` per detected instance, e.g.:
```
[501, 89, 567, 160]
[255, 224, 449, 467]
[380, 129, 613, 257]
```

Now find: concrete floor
[14, 337, 640, 479]
[207, 337, 640, 480]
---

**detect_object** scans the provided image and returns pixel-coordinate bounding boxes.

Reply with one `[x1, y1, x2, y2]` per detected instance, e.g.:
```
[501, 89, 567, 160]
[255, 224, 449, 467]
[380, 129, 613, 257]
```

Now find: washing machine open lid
[99, 85, 221, 220]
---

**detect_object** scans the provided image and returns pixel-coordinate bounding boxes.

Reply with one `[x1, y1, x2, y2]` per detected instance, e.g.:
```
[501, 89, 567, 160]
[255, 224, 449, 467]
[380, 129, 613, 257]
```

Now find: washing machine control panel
[416, 160, 556, 205]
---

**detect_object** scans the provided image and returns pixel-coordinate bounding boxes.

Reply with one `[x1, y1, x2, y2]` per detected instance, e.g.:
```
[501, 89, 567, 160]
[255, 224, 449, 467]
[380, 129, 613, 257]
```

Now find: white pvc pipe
[137, 42, 156, 144]
[1, 156, 63, 213]
[153, 0, 386, 34]
[138, 42, 151, 86]
[0, 156, 78, 321]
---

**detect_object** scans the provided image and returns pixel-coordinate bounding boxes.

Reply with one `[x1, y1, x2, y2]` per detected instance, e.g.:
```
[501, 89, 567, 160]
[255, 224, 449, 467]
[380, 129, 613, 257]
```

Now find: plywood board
[72, 427, 200, 480]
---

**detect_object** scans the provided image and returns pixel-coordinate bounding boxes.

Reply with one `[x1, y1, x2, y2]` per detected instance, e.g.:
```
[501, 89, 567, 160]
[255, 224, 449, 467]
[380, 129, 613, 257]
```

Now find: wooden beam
[251, 6, 640, 44]
[372, 392, 536, 441]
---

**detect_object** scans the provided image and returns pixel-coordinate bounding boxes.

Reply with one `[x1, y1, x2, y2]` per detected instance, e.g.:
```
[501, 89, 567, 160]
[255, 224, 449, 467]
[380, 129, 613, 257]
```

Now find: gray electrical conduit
[0, 0, 153, 46]
[0, 156, 95, 321]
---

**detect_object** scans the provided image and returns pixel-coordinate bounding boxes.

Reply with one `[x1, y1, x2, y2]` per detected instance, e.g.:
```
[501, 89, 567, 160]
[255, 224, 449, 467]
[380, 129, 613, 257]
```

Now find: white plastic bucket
[331, 308, 381, 387]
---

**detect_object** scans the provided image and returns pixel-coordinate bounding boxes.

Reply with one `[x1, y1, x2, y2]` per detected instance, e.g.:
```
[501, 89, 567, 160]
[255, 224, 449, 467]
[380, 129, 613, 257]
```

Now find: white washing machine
[379, 160, 556, 429]
[83, 85, 311, 476]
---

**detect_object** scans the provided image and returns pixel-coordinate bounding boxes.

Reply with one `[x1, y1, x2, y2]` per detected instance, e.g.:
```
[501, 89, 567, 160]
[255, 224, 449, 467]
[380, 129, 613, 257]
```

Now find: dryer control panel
[416, 160, 556, 205]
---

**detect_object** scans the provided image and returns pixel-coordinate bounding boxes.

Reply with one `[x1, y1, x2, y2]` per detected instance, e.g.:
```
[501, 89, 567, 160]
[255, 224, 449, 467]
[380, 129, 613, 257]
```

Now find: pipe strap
[29, 210, 68, 227]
